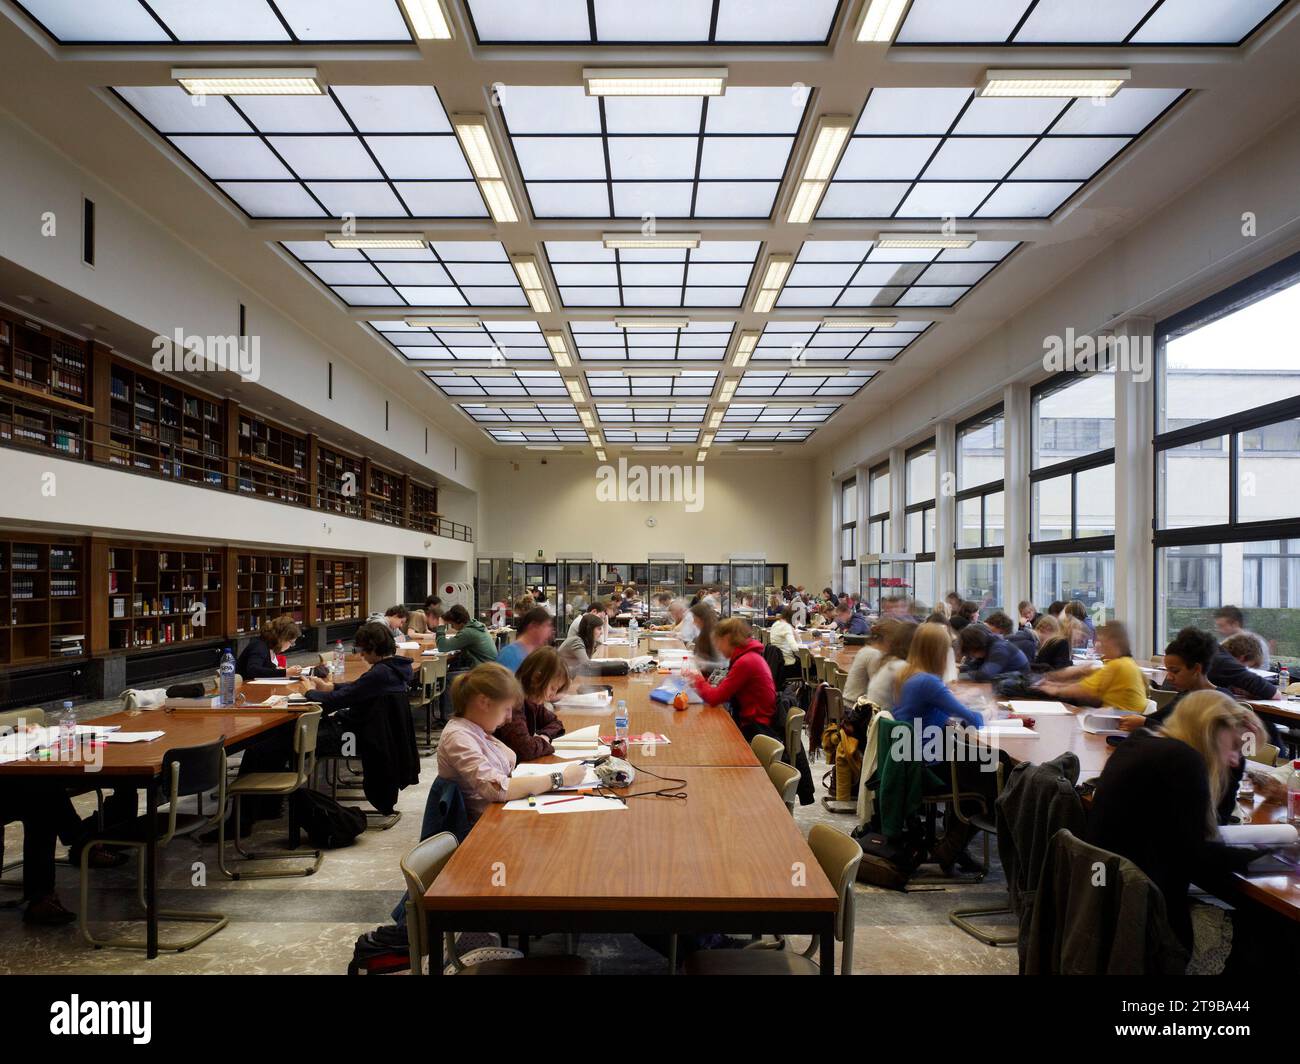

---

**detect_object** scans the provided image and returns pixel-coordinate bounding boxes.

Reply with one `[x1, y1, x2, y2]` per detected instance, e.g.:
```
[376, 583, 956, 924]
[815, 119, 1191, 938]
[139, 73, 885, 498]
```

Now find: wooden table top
[424, 767, 836, 915]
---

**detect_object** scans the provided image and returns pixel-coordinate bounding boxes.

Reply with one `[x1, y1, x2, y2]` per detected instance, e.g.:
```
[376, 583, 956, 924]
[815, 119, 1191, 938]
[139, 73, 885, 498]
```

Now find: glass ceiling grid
[603, 428, 702, 444]
[754, 321, 933, 363]
[570, 322, 736, 362]
[371, 321, 551, 364]
[15, 0, 416, 43]
[545, 241, 760, 308]
[111, 84, 487, 221]
[585, 370, 719, 397]
[893, 0, 1288, 46]
[464, 0, 844, 45]
[499, 86, 808, 220]
[424, 369, 569, 401]
[819, 86, 1186, 221]
[733, 370, 877, 400]
[715, 427, 815, 443]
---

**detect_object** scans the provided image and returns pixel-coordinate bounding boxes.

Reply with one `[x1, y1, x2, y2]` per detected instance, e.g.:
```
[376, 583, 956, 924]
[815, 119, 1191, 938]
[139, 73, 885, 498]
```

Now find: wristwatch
[550, 771, 564, 791]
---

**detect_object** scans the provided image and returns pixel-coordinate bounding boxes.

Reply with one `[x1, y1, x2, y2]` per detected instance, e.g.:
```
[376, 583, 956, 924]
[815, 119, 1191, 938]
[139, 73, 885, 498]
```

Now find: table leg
[428, 918, 443, 976]
[819, 918, 835, 975]
[145, 785, 158, 960]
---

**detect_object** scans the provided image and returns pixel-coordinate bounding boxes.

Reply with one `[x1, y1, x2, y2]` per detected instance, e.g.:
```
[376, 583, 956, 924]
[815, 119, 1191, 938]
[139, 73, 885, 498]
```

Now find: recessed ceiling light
[525, 445, 564, 451]
[856, 0, 909, 42]
[753, 254, 793, 314]
[583, 68, 727, 98]
[633, 445, 673, 452]
[452, 114, 518, 223]
[877, 233, 977, 250]
[615, 318, 689, 330]
[708, 411, 724, 429]
[588, 432, 603, 447]
[400, 0, 453, 40]
[566, 380, 587, 402]
[787, 116, 852, 224]
[327, 233, 426, 250]
[701, 433, 715, 448]
[478, 180, 518, 224]
[173, 67, 321, 96]
[405, 317, 482, 329]
[544, 330, 571, 368]
[696, 450, 708, 462]
[732, 331, 759, 368]
[737, 446, 776, 452]
[789, 368, 854, 377]
[596, 449, 608, 461]
[452, 368, 514, 377]
[602, 232, 702, 250]
[579, 411, 595, 428]
[510, 254, 551, 313]
[719, 380, 738, 402]
[981, 69, 1131, 99]
[822, 317, 897, 329]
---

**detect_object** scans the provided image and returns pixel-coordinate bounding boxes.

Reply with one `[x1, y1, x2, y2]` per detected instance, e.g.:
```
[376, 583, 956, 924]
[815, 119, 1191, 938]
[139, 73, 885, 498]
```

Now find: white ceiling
[2, 0, 1299, 461]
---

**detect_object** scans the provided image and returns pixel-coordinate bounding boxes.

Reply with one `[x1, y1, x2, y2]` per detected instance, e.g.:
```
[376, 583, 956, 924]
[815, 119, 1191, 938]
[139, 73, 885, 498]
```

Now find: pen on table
[540, 796, 586, 806]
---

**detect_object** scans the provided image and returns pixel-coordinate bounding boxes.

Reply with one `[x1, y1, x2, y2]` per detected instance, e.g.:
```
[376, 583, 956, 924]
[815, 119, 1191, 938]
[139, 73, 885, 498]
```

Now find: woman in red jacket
[685, 617, 778, 740]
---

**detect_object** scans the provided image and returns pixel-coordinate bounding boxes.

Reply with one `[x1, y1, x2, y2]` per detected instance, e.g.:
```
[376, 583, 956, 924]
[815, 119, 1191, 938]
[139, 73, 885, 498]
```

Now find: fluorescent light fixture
[588, 433, 603, 447]
[579, 411, 595, 429]
[401, 0, 453, 39]
[856, 0, 909, 42]
[452, 368, 514, 377]
[525, 445, 564, 451]
[981, 69, 1131, 99]
[877, 233, 977, 250]
[753, 254, 793, 314]
[405, 317, 482, 329]
[583, 68, 727, 98]
[790, 368, 853, 377]
[615, 318, 689, 330]
[696, 450, 708, 462]
[173, 67, 321, 96]
[478, 180, 518, 224]
[544, 330, 571, 368]
[327, 233, 425, 250]
[453, 114, 518, 222]
[732, 330, 759, 368]
[786, 116, 852, 224]
[511, 254, 551, 313]
[701, 433, 715, 448]
[596, 449, 607, 461]
[821, 316, 897, 329]
[633, 445, 673, 452]
[719, 379, 738, 402]
[708, 411, 724, 429]
[566, 380, 586, 402]
[602, 232, 701, 250]
[623, 368, 683, 378]
[737, 446, 775, 452]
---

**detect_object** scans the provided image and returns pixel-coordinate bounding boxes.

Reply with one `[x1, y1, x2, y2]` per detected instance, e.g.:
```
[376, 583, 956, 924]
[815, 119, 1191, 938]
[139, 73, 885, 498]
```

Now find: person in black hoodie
[303, 621, 414, 756]
[236, 615, 305, 680]
[956, 623, 1028, 680]
[1207, 642, 1277, 702]
[986, 610, 1037, 661]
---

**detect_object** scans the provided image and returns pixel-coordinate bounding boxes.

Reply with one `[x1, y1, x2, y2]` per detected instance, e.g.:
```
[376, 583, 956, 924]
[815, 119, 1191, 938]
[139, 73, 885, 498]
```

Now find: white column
[1003, 382, 1032, 614]
[366, 555, 404, 615]
[935, 421, 957, 596]
[889, 446, 907, 553]
[1114, 317, 1156, 657]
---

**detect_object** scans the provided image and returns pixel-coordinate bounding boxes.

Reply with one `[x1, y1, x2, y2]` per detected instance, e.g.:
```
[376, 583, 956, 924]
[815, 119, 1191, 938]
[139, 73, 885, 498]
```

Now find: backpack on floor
[852, 830, 923, 891]
[292, 789, 367, 849]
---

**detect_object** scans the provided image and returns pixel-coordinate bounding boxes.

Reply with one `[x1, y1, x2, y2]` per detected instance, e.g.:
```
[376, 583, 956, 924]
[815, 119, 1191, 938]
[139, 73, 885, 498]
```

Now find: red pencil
[541, 795, 585, 806]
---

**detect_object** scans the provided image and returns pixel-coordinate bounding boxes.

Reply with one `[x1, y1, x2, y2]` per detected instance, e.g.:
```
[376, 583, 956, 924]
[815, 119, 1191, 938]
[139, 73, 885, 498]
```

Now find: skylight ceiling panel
[115, 87, 251, 134]
[365, 137, 473, 180]
[714, 0, 840, 41]
[777, 288, 842, 307]
[593, 0, 714, 41]
[684, 286, 745, 307]
[445, 262, 522, 286]
[699, 137, 796, 180]
[529, 184, 611, 218]
[219, 182, 326, 217]
[896, 0, 1031, 43]
[514, 138, 609, 180]
[467, 0, 593, 42]
[500, 88, 601, 134]
[234, 95, 352, 133]
[623, 288, 685, 307]
[1011, 137, 1130, 181]
[395, 183, 489, 216]
[835, 138, 940, 181]
[608, 139, 700, 180]
[817, 183, 911, 219]
[717, 427, 812, 442]
[604, 428, 700, 443]
[917, 262, 995, 287]
[853, 263, 928, 286]
[553, 264, 620, 286]
[866, 245, 937, 263]
[378, 262, 453, 286]
[856, 89, 973, 135]
[789, 263, 858, 287]
[799, 241, 875, 263]
[953, 98, 1069, 135]
[896, 182, 996, 218]
[1013, 0, 1150, 43]
[1129, 0, 1283, 44]
[923, 138, 1035, 180]
[604, 98, 703, 134]
[897, 286, 966, 306]
[707, 88, 807, 135]
[621, 263, 686, 286]
[270, 136, 382, 179]
[1051, 89, 1184, 135]
[561, 288, 622, 307]
[692, 183, 783, 217]
[274, 0, 412, 40]
[307, 262, 388, 286]
[612, 184, 696, 219]
[976, 181, 1081, 217]
[939, 240, 1020, 262]
[338, 286, 406, 305]
[169, 136, 291, 180]
[309, 182, 406, 216]
[150, 0, 292, 40]
[334, 87, 453, 133]
[285, 241, 361, 262]
[21, 0, 170, 41]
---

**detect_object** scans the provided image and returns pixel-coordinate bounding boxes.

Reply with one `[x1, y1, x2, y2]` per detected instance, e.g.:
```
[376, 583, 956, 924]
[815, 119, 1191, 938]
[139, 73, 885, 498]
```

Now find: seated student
[567, 598, 610, 639]
[943, 591, 963, 617]
[1037, 621, 1148, 713]
[406, 609, 429, 636]
[854, 620, 917, 710]
[1130, 626, 1228, 731]
[0, 778, 94, 926]
[1063, 600, 1095, 641]
[381, 605, 409, 641]
[1029, 614, 1073, 672]
[949, 600, 980, 632]
[689, 602, 726, 673]
[1046, 600, 1066, 619]
[765, 593, 784, 619]
[423, 595, 442, 617]
[1088, 691, 1261, 955]
[496, 606, 555, 673]
[842, 623, 885, 706]
[558, 613, 625, 677]
[495, 647, 568, 761]
[512, 594, 535, 622]
[653, 598, 697, 642]
[831, 602, 869, 636]
[1208, 635, 1278, 702]
[767, 605, 802, 681]
[685, 618, 777, 740]
[1214, 605, 1270, 668]
[437, 664, 585, 825]
[822, 587, 840, 608]
[985, 610, 1037, 662]
[1017, 600, 1039, 630]
[236, 614, 305, 680]
[957, 623, 1029, 681]
[434, 604, 499, 667]
[301, 621, 414, 752]
[531, 587, 556, 618]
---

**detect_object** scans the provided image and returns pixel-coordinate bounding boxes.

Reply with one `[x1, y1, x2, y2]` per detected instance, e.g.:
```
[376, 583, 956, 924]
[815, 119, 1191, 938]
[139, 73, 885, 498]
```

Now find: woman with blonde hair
[1030, 613, 1072, 672]
[1089, 690, 1261, 953]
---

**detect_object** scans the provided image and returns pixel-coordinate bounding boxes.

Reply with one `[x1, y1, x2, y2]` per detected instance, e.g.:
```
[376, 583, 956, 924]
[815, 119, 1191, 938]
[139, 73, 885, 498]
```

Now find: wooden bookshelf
[0, 534, 86, 667]
[368, 463, 405, 526]
[106, 360, 225, 486]
[237, 413, 308, 506]
[104, 543, 223, 651]
[409, 479, 439, 534]
[314, 556, 366, 625]
[0, 313, 93, 461]
[316, 442, 364, 519]
[235, 551, 307, 635]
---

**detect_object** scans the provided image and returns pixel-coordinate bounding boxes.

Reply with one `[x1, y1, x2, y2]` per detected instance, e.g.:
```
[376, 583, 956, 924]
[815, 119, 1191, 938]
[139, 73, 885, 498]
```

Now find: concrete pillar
[1003, 382, 1032, 615]
[1114, 317, 1156, 657]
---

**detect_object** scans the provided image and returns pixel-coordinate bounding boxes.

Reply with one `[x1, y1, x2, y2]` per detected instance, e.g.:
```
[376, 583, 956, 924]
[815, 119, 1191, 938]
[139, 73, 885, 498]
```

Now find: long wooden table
[422, 636, 838, 973]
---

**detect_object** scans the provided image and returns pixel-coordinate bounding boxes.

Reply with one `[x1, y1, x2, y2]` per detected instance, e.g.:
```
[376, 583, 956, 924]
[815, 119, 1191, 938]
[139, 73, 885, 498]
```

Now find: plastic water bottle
[627, 617, 639, 650]
[333, 639, 345, 678]
[218, 648, 236, 707]
[613, 700, 629, 759]
[59, 701, 76, 755]
[1288, 761, 1300, 824]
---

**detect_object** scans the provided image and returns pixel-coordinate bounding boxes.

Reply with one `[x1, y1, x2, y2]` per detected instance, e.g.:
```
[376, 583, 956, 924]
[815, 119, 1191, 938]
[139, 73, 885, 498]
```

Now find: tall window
[905, 440, 936, 608]
[1030, 370, 1116, 617]
[868, 462, 891, 555]
[839, 477, 858, 594]
[955, 406, 1004, 616]
[1155, 251, 1300, 665]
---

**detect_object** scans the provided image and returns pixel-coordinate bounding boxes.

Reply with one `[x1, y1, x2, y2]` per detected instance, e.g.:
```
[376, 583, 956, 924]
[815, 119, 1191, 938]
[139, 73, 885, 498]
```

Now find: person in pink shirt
[437, 663, 585, 824]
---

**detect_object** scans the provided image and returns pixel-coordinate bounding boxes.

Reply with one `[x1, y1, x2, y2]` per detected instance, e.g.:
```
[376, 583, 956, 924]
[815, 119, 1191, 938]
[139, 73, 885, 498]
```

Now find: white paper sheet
[536, 795, 626, 814]
[553, 691, 612, 709]
[248, 678, 300, 685]
[397, 641, 420, 650]
[1004, 701, 1074, 716]
[554, 724, 600, 743]
[103, 731, 165, 743]
[548, 745, 610, 760]
[1218, 824, 1299, 847]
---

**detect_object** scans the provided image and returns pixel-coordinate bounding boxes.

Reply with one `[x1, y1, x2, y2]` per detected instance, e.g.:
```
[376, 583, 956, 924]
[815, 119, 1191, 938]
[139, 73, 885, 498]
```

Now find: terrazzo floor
[0, 658, 1018, 975]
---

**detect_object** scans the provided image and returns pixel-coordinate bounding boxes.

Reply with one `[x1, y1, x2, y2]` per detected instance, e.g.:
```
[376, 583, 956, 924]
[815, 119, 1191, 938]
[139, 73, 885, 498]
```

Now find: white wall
[476, 456, 819, 584]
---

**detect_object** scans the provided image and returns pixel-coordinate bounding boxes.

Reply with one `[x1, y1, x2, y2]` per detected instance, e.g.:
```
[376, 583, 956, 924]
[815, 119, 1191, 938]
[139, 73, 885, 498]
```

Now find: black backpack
[292, 789, 367, 849]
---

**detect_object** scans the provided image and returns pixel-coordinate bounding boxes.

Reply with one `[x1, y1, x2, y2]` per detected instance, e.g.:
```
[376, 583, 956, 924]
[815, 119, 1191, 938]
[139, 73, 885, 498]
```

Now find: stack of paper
[1003, 701, 1074, 716]
[1218, 823, 1298, 847]
[553, 690, 612, 710]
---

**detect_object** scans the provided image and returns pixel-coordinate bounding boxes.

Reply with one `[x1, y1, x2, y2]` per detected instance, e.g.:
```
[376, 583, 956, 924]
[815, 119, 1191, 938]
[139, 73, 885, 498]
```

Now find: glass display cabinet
[475, 554, 525, 626]
[726, 554, 767, 619]
[859, 553, 916, 614]
[524, 562, 557, 608]
[684, 563, 727, 608]
[555, 553, 596, 630]
[646, 553, 685, 622]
